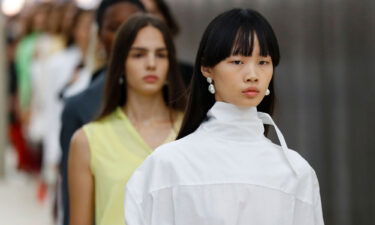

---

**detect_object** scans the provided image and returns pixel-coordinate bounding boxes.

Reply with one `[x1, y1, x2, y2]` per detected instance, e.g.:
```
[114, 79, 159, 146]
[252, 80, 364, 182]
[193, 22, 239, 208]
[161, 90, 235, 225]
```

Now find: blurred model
[68, 14, 186, 225]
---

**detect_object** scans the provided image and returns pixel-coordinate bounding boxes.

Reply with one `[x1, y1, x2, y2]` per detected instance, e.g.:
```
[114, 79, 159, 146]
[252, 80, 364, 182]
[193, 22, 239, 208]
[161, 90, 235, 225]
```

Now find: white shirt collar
[201, 101, 265, 141]
[201, 101, 299, 176]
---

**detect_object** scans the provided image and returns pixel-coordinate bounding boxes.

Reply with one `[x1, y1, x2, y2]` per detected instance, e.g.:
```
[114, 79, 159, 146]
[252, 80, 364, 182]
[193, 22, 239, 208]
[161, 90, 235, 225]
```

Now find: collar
[200, 101, 299, 177]
[202, 101, 265, 141]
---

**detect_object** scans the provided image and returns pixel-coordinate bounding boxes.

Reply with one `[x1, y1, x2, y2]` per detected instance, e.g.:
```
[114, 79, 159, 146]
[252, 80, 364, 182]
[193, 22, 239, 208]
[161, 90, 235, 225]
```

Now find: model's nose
[146, 54, 156, 70]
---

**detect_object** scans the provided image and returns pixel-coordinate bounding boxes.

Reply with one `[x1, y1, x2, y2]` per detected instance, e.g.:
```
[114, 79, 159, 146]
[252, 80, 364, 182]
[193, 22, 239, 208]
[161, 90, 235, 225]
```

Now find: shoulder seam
[146, 182, 314, 205]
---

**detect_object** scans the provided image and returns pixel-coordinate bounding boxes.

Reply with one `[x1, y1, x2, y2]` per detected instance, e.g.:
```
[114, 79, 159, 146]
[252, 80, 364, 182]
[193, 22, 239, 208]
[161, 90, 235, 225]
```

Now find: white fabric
[28, 57, 49, 143]
[62, 67, 91, 98]
[124, 101, 324, 225]
[42, 46, 82, 169]
[28, 46, 85, 183]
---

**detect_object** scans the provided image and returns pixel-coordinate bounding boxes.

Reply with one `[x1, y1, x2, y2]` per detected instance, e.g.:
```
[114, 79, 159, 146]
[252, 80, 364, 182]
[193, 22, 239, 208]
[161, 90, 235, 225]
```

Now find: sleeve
[124, 152, 162, 225]
[125, 187, 145, 225]
[124, 146, 177, 225]
[292, 169, 325, 225]
[313, 171, 325, 225]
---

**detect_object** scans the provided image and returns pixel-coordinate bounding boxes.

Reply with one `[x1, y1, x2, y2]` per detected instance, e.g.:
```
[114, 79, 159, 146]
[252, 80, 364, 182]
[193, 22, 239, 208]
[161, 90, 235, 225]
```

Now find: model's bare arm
[68, 129, 94, 225]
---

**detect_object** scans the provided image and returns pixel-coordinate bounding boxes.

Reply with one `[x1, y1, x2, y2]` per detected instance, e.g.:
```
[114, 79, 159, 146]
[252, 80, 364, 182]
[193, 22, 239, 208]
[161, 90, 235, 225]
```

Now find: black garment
[60, 70, 105, 225]
[90, 66, 107, 83]
[8, 61, 17, 123]
[9, 61, 17, 95]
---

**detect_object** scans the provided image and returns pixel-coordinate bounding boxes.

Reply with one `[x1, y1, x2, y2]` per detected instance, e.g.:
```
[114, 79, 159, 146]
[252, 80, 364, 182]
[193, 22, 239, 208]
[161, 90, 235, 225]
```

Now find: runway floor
[0, 147, 53, 225]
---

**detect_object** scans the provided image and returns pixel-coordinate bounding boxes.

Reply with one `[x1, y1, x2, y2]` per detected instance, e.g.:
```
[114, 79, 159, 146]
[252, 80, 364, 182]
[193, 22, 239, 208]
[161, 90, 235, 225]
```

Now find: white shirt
[124, 101, 324, 225]
[28, 46, 87, 183]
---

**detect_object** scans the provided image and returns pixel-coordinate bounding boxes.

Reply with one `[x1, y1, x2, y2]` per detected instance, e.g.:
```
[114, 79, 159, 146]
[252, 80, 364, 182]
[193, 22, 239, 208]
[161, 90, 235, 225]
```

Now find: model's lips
[242, 87, 260, 97]
[143, 75, 159, 83]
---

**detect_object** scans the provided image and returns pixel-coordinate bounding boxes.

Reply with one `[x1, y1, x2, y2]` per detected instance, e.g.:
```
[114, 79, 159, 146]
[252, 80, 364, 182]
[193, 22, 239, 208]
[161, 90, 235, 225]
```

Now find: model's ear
[201, 66, 213, 79]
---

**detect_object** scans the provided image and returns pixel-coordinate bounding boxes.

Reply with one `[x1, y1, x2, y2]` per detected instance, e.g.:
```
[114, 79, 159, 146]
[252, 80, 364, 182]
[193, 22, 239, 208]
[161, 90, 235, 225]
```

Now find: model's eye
[259, 60, 270, 65]
[156, 52, 168, 58]
[130, 52, 145, 58]
[133, 54, 143, 58]
[231, 60, 243, 65]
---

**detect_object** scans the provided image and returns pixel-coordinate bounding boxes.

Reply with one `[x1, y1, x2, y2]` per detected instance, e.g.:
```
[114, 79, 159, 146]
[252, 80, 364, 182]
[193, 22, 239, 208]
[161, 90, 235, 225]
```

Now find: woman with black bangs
[124, 8, 324, 225]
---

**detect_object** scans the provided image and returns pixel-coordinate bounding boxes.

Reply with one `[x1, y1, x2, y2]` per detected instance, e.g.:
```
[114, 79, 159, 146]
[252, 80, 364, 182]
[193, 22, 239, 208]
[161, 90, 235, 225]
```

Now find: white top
[124, 101, 324, 225]
[28, 46, 88, 183]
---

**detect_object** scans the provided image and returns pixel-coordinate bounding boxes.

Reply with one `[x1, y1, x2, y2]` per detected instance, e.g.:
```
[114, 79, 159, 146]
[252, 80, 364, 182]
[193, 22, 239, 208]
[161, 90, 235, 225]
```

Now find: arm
[60, 100, 84, 225]
[68, 129, 94, 225]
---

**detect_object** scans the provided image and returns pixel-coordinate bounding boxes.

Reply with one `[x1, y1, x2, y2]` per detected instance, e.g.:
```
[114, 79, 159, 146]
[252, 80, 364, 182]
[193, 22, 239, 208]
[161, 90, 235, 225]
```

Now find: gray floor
[0, 147, 53, 225]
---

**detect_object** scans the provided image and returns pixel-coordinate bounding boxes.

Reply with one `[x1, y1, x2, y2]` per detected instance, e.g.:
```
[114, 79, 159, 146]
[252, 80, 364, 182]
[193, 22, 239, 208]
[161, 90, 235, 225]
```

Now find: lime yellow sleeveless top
[83, 107, 183, 225]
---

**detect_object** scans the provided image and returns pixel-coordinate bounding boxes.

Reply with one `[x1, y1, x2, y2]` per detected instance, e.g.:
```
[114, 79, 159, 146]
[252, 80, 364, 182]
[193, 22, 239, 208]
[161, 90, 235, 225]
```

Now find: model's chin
[216, 99, 262, 108]
[134, 85, 163, 96]
[214, 94, 265, 108]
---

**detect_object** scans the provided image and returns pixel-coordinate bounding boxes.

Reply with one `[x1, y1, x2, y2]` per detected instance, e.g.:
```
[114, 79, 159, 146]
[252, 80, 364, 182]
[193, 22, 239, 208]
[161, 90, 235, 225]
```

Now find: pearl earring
[207, 78, 215, 94]
[265, 89, 270, 96]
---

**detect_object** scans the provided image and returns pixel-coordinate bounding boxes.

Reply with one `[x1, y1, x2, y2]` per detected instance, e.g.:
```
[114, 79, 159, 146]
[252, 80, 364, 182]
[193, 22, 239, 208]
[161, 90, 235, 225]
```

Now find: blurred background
[0, 0, 374, 225]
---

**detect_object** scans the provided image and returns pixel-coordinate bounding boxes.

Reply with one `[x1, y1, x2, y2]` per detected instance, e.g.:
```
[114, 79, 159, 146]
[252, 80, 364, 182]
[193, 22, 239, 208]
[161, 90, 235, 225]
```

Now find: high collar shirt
[124, 101, 324, 225]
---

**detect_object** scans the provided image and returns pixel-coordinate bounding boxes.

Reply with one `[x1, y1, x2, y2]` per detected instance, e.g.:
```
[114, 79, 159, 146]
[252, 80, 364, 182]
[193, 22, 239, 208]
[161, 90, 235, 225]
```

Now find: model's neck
[124, 90, 171, 124]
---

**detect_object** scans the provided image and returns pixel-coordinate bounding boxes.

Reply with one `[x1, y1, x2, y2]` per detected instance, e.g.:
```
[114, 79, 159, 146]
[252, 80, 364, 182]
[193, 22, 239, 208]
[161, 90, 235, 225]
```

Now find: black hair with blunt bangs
[177, 8, 280, 139]
[97, 13, 186, 120]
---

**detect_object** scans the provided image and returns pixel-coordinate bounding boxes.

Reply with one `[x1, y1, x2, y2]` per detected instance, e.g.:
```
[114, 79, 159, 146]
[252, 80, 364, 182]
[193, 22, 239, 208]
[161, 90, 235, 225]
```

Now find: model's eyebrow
[130, 47, 168, 51]
[227, 54, 271, 58]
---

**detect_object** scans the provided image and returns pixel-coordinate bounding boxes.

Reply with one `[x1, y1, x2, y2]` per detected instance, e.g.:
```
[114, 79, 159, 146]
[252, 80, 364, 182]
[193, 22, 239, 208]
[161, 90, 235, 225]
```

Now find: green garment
[15, 32, 39, 111]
